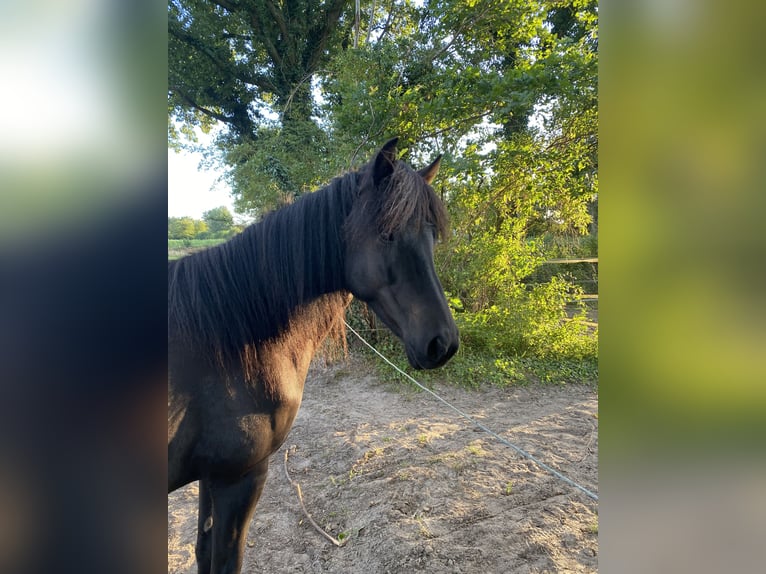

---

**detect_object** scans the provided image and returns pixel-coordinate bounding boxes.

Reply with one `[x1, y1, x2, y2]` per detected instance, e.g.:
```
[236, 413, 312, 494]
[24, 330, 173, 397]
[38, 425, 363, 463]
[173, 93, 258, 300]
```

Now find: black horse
[168, 138, 459, 574]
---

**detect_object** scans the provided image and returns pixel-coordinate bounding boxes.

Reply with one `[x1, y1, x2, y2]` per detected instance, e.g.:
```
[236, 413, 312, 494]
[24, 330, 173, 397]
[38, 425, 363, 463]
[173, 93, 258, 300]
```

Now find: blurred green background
[601, 1, 766, 571]
[601, 0, 766, 454]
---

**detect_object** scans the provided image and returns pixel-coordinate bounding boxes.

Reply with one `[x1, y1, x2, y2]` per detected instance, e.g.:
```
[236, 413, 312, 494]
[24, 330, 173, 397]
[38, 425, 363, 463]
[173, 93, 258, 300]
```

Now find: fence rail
[544, 257, 598, 264]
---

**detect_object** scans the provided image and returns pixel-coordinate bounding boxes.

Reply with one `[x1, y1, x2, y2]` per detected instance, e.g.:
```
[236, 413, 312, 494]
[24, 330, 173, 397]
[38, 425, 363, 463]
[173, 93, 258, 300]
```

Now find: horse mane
[167, 154, 448, 372]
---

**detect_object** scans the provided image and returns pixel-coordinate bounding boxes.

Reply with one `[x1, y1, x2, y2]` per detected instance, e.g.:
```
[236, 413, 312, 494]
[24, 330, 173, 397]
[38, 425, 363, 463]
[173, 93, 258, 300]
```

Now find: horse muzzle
[406, 329, 459, 370]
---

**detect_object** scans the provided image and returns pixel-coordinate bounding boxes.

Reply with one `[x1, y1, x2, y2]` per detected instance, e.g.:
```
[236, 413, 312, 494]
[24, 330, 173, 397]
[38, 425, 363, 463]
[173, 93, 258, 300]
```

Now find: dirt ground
[168, 356, 598, 573]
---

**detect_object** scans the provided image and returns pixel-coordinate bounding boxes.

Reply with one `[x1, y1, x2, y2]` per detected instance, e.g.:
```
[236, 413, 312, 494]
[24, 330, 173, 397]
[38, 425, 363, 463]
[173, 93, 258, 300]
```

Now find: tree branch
[208, 0, 283, 68]
[365, 0, 377, 45]
[168, 21, 232, 76]
[378, 0, 397, 42]
[306, 0, 348, 73]
[170, 19, 272, 97]
[248, 12, 283, 69]
[246, 72, 279, 94]
[170, 86, 234, 127]
[418, 109, 497, 141]
[207, 0, 244, 16]
[264, 0, 289, 41]
[429, 3, 493, 62]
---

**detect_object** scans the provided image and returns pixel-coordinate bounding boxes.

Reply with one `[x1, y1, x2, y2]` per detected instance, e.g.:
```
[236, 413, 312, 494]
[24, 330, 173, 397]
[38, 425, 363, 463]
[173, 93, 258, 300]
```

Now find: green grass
[168, 238, 227, 260]
[351, 329, 597, 390]
[465, 442, 487, 456]
[168, 238, 227, 249]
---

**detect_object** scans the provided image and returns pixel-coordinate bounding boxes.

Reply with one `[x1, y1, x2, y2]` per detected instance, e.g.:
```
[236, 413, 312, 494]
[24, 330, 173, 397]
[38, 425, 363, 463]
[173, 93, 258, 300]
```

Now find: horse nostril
[427, 335, 447, 362]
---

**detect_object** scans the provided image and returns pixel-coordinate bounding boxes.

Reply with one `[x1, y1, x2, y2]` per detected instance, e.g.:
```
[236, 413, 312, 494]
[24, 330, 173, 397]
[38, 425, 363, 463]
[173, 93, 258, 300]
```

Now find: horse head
[344, 138, 459, 369]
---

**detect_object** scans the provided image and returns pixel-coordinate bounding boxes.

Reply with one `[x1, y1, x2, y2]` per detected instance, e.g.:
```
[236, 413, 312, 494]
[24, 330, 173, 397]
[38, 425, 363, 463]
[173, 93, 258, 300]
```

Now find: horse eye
[379, 232, 394, 243]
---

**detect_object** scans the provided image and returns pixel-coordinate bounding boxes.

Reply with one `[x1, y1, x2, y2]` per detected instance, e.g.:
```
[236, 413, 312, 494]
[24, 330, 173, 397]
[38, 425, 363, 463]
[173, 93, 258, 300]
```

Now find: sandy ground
[168, 357, 598, 573]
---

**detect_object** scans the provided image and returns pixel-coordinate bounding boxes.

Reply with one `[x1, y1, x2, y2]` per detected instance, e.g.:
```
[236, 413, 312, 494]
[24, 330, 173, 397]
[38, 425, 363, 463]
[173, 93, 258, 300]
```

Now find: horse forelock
[383, 162, 448, 238]
[349, 160, 449, 243]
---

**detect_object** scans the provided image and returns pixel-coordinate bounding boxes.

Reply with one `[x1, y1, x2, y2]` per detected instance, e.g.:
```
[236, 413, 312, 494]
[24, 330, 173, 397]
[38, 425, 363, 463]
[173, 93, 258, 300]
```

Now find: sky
[167, 147, 238, 219]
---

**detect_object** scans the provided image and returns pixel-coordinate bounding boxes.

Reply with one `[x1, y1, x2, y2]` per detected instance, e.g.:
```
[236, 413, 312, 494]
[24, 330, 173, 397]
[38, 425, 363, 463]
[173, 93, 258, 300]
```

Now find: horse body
[168, 293, 348, 492]
[168, 139, 458, 574]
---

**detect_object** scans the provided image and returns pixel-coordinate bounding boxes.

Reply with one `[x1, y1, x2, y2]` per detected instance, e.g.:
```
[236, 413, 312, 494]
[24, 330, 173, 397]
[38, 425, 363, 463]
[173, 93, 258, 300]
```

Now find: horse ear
[373, 137, 399, 186]
[418, 154, 442, 185]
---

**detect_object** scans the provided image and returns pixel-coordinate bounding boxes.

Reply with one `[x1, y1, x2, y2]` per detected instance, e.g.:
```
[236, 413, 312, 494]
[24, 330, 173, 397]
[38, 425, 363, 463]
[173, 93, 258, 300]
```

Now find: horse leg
[207, 460, 270, 574]
[195, 478, 214, 574]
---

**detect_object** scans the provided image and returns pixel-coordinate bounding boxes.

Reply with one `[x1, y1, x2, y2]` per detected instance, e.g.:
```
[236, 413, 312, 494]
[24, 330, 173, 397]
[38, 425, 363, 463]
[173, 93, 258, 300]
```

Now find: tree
[319, 0, 598, 359]
[168, 0, 599, 362]
[168, 216, 199, 240]
[169, 216, 209, 239]
[202, 206, 234, 236]
[168, 0, 355, 208]
[194, 219, 210, 238]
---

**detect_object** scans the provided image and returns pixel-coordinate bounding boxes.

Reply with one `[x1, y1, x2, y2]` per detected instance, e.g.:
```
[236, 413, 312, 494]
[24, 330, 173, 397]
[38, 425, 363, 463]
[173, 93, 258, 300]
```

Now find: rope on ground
[284, 446, 347, 547]
[344, 321, 599, 502]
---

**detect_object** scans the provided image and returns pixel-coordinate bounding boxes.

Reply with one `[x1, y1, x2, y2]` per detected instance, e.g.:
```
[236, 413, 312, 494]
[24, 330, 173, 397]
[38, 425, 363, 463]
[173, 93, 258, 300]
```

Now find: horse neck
[223, 175, 355, 333]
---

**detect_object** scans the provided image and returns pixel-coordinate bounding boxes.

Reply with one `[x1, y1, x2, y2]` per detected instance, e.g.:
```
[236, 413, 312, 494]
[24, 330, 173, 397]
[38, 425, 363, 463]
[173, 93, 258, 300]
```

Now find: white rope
[344, 321, 599, 502]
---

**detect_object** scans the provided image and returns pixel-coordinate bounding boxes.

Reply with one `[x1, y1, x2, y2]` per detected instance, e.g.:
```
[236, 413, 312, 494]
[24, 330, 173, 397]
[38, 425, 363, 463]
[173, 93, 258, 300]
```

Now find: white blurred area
[0, 1, 110, 158]
[0, 0, 164, 240]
